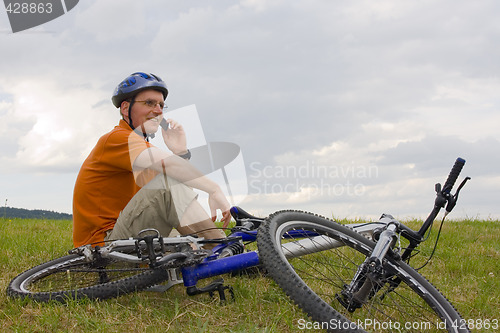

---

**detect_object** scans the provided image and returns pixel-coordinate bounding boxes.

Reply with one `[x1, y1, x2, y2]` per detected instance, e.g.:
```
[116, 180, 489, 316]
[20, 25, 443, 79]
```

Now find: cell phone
[160, 118, 169, 131]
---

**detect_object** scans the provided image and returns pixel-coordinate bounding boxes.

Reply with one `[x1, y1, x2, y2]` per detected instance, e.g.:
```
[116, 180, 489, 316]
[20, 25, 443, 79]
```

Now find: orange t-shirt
[72, 120, 156, 247]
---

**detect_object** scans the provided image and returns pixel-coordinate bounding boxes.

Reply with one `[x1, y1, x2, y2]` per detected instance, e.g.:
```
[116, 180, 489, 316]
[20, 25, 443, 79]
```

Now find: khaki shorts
[104, 174, 197, 241]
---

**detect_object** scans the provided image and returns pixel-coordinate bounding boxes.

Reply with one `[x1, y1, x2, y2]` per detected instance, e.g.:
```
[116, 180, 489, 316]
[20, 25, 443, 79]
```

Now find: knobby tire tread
[7, 254, 170, 303]
[257, 210, 470, 333]
[258, 211, 364, 333]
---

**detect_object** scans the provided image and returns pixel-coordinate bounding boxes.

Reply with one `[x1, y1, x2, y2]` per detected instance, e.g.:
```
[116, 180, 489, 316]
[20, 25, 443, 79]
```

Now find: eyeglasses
[135, 99, 168, 110]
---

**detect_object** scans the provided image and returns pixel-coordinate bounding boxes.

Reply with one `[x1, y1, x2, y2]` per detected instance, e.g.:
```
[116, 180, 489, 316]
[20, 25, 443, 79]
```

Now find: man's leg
[106, 174, 225, 245]
[168, 175, 226, 244]
[176, 198, 226, 243]
[105, 174, 180, 241]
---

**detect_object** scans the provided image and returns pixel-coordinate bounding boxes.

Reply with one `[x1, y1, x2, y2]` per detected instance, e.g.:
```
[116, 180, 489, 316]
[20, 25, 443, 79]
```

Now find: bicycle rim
[7, 253, 170, 302]
[257, 211, 469, 333]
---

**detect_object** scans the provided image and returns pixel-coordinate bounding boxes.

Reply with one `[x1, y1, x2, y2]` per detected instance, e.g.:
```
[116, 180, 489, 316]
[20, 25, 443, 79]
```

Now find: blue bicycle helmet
[112, 72, 168, 108]
[112, 72, 169, 131]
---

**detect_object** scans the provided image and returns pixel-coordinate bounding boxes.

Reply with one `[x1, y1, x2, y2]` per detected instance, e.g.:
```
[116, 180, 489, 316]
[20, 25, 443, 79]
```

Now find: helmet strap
[126, 96, 157, 142]
[138, 124, 153, 142]
[128, 97, 155, 142]
[127, 97, 136, 131]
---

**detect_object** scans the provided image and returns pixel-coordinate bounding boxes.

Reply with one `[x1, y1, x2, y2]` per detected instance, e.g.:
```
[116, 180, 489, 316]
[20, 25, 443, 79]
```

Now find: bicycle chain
[65, 249, 210, 273]
[160, 249, 210, 269]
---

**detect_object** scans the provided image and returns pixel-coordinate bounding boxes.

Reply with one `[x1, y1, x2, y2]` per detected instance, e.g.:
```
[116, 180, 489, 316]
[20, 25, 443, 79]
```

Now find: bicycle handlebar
[414, 157, 468, 240]
[442, 157, 466, 193]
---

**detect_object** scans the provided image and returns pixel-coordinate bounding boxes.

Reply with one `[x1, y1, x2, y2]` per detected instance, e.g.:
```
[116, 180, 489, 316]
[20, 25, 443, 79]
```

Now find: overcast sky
[1, 0, 499, 221]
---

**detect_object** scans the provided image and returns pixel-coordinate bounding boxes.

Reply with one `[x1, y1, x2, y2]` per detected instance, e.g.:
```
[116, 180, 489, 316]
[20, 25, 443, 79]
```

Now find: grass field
[0, 217, 498, 332]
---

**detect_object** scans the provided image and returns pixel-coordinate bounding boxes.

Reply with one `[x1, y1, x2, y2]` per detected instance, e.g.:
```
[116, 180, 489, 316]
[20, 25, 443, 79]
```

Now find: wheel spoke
[258, 211, 469, 333]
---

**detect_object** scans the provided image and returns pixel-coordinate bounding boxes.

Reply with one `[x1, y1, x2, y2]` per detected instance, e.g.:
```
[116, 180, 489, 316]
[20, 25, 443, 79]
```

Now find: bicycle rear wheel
[257, 211, 469, 333]
[8, 249, 172, 302]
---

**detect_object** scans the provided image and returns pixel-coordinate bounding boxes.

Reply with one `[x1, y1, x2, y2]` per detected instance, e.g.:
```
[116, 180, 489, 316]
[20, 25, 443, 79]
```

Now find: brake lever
[445, 176, 471, 215]
[456, 176, 471, 193]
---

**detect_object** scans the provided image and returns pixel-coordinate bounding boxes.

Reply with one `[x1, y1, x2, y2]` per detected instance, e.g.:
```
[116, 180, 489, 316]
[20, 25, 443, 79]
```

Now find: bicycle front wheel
[257, 211, 469, 333]
[7, 251, 170, 302]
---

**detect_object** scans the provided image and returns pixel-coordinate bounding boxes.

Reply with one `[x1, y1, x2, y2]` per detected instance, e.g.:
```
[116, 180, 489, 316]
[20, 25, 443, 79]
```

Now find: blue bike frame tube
[181, 251, 260, 287]
[229, 230, 258, 242]
[183, 228, 318, 287]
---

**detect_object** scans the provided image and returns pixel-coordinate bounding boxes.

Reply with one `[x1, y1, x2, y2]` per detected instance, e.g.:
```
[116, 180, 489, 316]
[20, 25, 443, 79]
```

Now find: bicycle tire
[7, 251, 172, 303]
[257, 211, 470, 333]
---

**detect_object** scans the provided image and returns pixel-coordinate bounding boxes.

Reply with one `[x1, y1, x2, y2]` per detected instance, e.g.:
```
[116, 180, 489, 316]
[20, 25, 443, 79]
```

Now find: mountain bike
[7, 158, 472, 332]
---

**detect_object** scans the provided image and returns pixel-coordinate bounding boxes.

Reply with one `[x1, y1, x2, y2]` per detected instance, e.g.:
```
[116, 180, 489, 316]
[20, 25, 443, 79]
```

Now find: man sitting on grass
[73, 72, 230, 248]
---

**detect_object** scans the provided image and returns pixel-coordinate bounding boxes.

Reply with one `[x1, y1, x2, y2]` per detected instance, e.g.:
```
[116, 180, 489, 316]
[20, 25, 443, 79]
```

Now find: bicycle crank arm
[145, 268, 184, 292]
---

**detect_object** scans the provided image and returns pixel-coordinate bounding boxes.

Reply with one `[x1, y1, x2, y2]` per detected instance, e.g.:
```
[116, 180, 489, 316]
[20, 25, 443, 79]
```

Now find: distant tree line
[2, 206, 72, 220]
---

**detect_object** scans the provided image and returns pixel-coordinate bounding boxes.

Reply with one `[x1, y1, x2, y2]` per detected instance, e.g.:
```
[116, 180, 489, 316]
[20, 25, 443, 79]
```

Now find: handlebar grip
[442, 157, 465, 193]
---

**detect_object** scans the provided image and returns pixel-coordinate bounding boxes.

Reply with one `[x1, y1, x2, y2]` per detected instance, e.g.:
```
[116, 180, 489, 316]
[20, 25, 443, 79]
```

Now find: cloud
[146, 0, 500, 173]
[74, 0, 145, 43]
[0, 78, 116, 172]
[1, 0, 499, 218]
[242, 125, 500, 219]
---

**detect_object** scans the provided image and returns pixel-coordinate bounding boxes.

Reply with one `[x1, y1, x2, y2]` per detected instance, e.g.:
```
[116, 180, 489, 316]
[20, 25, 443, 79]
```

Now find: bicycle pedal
[209, 284, 235, 304]
[186, 278, 235, 304]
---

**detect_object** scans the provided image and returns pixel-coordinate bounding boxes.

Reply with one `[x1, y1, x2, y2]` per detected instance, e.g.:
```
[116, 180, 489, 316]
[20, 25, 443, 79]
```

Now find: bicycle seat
[230, 206, 260, 220]
[230, 207, 264, 229]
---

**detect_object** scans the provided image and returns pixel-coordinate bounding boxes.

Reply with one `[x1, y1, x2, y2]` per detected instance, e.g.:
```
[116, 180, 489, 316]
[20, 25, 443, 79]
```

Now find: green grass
[0, 217, 498, 332]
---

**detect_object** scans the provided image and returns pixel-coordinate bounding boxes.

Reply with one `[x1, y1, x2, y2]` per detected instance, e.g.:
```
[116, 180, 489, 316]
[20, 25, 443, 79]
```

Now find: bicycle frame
[91, 219, 389, 298]
[180, 219, 402, 292]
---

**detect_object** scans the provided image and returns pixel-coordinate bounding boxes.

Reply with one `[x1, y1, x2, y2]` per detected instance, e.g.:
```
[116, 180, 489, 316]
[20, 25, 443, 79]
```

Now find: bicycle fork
[337, 221, 400, 312]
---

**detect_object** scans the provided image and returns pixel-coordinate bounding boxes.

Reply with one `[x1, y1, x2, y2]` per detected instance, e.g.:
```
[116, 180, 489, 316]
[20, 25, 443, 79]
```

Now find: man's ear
[120, 101, 129, 119]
